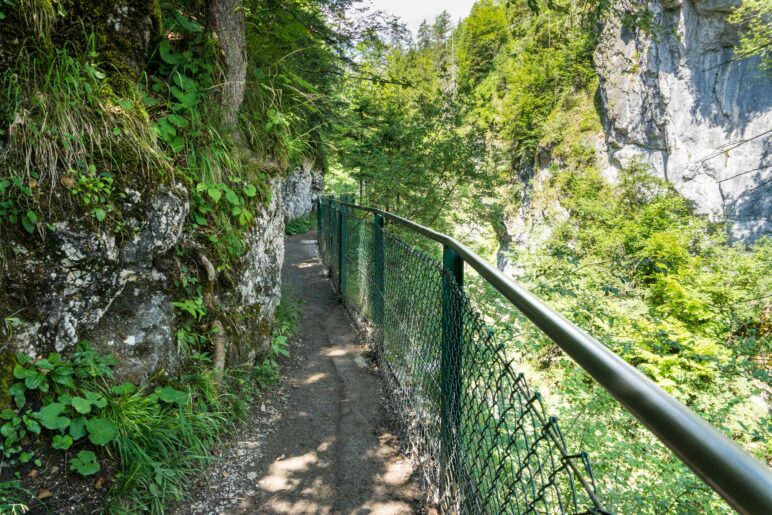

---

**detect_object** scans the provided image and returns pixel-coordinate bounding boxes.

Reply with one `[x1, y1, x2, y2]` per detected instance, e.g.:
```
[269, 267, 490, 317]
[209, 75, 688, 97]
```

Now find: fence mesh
[317, 199, 607, 514]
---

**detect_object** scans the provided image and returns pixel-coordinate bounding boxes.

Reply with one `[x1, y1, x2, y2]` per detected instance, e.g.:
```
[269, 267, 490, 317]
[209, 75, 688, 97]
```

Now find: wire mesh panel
[317, 199, 606, 514]
[342, 208, 376, 320]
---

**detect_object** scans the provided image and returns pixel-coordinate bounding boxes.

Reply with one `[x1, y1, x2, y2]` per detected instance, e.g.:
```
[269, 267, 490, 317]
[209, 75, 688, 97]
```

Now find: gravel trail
[177, 231, 422, 514]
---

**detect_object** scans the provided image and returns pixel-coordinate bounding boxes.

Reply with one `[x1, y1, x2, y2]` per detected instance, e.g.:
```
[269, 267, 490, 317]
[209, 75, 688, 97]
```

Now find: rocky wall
[281, 159, 324, 221]
[595, 0, 771, 241]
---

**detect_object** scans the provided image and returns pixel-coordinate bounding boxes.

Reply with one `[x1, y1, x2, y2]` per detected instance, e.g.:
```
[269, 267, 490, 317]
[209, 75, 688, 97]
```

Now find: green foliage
[1, 344, 118, 474]
[1, 340, 281, 513]
[251, 290, 300, 387]
[0, 33, 166, 237]
[65, 163, 118, 223]
[333, 1, 771, 512]
[172, 297, 206, 321]
[0, 176, 39, 234]
[70, 449, 100, 475]
[0, 479, 32, 515]
[471, 162, 771, 513]
[729, 0, 772, 73]
[285, 212, 317, 236]
[240, 0, 347, 168]
[0, 0, 346, 512]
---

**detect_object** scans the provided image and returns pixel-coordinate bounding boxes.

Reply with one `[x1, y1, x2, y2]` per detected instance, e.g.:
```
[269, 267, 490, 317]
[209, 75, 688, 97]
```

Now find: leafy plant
[0, 175, 39, 234]
[0, 479, 32, 515]
[729, 0, 772, 73]
[1, 345, 120, 473]
[285, 212, 317, 236]
[172, 297, 206, 321]
[70, 449, 100, 475]
[64, 163, 117, 222]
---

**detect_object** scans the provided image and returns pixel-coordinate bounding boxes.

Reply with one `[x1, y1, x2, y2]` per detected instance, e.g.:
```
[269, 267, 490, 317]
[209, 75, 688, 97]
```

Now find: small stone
[246, 472, 257, 481]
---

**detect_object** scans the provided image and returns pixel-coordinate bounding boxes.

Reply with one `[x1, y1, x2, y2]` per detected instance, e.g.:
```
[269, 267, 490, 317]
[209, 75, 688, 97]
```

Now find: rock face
[595, 0, 771, 241]
[0, 171, 317, 381]
[0, 0, 327, 386]
[282, 160, 324, 221]
[226, 178, 286, 364]
[2, 186, 188, 383]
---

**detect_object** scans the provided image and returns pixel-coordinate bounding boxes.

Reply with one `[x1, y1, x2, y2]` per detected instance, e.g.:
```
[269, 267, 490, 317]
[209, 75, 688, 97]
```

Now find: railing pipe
[329, 199, 772, 515]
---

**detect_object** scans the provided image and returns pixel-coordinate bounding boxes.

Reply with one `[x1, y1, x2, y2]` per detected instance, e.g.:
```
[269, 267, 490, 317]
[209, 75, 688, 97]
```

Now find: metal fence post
[338, 204, 347, 295]
[440, 245, 463, 496]
[316, 197, 322, 243]
[372, 214, 385, 328]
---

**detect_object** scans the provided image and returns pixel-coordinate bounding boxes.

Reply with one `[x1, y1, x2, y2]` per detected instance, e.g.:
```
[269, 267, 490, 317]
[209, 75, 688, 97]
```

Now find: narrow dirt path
[178, 232, 421, 514]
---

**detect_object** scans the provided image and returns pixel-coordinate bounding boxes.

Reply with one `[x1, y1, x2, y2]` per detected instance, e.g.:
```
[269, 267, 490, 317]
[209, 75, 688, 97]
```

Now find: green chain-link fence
[317, 199, 606, 514]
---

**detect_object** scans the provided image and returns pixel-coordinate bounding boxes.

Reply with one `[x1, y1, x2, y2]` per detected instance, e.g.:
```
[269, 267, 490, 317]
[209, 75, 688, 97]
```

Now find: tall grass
[0, 35, 165, 192]
[103, 374, 231, 513]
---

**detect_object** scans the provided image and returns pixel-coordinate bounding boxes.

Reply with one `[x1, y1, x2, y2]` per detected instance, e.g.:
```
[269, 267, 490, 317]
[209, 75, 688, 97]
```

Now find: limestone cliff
[282, 159, 324, 221]
[595, 0, 771, 241]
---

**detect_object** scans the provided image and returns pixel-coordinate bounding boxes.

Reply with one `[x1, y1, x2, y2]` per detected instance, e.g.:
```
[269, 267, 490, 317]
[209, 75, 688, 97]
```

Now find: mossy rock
[55, 0, 162, 84]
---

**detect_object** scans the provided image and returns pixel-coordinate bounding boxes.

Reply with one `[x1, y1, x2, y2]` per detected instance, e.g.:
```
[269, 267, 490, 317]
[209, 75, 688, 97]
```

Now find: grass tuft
[0, 35, 166, 198]
[284, 212, 316, 236]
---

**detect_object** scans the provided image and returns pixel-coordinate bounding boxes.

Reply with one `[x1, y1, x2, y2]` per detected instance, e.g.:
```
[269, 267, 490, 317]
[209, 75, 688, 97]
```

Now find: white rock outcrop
[595, 0, 771, 241]
[282, 159, 324, 221]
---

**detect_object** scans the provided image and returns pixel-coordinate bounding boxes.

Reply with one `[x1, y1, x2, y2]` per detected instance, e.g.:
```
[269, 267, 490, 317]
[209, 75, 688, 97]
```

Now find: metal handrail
[329, 198, 772, 515]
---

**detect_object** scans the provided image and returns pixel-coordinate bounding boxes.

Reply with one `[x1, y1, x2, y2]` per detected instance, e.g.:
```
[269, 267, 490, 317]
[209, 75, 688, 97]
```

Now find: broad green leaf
[110, 382, 137, 396]
[35, 403, 70, 430]
[157, 386, 187, 405]
[24, 418, 41, 434]
[9, 383, 26, 408]
[85, 391, 107, 408]
[21, 215, 35, 234]
[71, 397, 92, 414]
[207, 187, 222, 203]
[35, 358, 54, 370]
[86, 417, 116, 445]
[24, 371, 44, 390]
[243, 184, 257, 198]
[159, 40, 184, 65]
[167, 113, 190, 128]
[69, 416, 87, 440]
[52, 434, 73, 450]
[172, 9, 204, 32]
[13, 365, 29, 379]
[70, 450, 100, 476]
[225, 190, 240, 206]
[170, 85, 197, 107]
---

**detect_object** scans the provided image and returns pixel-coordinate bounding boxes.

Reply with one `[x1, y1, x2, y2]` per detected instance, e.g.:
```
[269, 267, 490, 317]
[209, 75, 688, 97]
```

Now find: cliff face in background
[596, 0, 771, 241]
[282, 160, 324, 221]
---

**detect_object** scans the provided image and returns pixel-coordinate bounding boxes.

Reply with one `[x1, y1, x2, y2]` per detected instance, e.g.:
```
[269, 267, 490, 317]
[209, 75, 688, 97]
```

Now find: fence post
[316, 197, 322, 243]
[372, 214, 385, 329]
[338, 204, 347, 295]
[440, 245, 463, 497]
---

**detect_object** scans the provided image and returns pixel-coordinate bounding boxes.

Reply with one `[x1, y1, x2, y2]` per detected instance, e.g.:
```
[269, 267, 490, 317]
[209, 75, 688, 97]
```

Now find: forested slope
[331, 0, 771, 512]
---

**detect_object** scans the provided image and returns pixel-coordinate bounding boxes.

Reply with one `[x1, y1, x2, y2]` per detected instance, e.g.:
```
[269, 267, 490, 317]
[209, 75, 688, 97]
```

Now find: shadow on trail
[233, 231, 421, 514]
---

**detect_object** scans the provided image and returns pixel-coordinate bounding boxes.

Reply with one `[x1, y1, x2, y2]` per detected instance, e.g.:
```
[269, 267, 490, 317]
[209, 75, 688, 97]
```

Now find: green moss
[0, 352, 15, 408]
[54, 0, 162, 82]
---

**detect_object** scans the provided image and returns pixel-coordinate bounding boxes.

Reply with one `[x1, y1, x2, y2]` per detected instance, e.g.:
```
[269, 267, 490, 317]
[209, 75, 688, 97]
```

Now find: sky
[367, 0, 477, 36]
